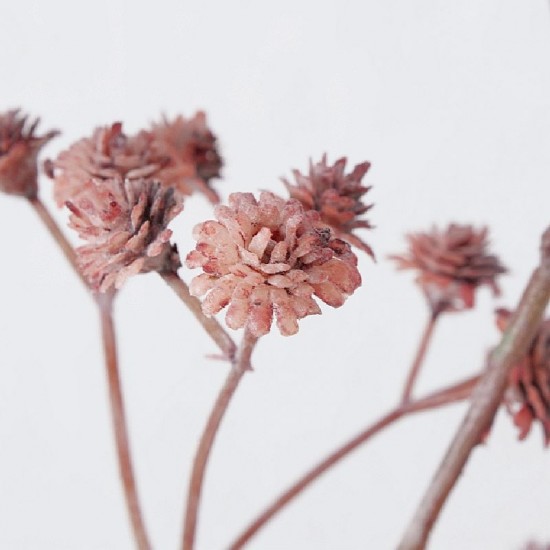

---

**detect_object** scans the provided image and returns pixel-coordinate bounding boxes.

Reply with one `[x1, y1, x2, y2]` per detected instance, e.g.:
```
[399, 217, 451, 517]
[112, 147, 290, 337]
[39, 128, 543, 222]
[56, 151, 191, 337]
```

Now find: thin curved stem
[27, 195, 88, 289]
[160, 270, 236, 361]
[401, 310, 441, 403]
[98, 293, 151, 550]
[29, 194, 149, 547]
[397, 227, 550, 550]
[182, 329, 258, 550]
[228, 374, 480, 549]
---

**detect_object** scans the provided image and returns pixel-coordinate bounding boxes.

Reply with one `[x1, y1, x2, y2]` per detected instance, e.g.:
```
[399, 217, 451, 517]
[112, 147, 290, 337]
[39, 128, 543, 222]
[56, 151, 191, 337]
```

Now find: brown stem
[160, 270, 236, 361]
[397, 228, 550, 550]
[182, 329, 258, 550]
[27, 195, 88, 289]
[29, 195, 149, 546]
[401, 310, 441, 403]
[228, 374, 480, 549]
[98, 293, 151, 550]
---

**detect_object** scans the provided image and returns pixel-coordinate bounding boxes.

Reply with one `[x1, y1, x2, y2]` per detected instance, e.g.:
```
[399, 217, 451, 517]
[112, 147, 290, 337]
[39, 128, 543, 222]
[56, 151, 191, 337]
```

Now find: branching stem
[397, 227, 550, 550]
[160, 270, 236, 361]
[182, 329, 258, 550]
[228, 374, 480, 549]
[401, 310, 441, 403]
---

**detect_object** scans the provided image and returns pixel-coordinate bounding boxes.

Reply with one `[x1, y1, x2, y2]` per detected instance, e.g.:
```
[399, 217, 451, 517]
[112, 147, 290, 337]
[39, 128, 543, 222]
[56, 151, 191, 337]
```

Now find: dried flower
[497, 308, 550, 445]
[0, 109, 59, 198]
[149, 112, 223, 204]
[67, 178, 183, 292]
[390, 224, 506, 314]
[186, 191, 361, 337]
[282, 155, 374, 258]
[48, 122, 166, 206]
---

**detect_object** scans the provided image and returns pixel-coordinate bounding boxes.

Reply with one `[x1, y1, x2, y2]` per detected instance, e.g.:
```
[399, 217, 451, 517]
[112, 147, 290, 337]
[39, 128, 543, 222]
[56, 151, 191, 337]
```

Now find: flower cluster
[48, 113, 222, 207]
[47, 122, 166, 206]
[283, 155, 374, 258]
[67, 178, 183, 292]
[390, 224, 506, 313]
[0, 109, 58, 198]
[5, 105, 549, 548]
[149, 112, 223, 204]
[497, 308, 550, 445]
[186, 191, 361, 336]
[47, 114, 224, 291]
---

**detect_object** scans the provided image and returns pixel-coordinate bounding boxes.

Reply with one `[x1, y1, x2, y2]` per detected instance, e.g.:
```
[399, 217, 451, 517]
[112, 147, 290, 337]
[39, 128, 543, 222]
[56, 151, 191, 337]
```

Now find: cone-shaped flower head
[282, 155, 374, 258]
[497, 308, 550, 446]
[186, 191, 362, 337]
[390, 224, 506, 313]
[0, 109, 59, 198]
[149, 112, 223, 204]
[48, 122, 166, 206]
[67, 178, 183, 292]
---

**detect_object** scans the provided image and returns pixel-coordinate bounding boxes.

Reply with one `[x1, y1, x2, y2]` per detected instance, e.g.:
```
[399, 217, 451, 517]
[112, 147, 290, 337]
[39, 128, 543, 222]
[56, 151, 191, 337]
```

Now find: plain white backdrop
[1, 1, 550, 548]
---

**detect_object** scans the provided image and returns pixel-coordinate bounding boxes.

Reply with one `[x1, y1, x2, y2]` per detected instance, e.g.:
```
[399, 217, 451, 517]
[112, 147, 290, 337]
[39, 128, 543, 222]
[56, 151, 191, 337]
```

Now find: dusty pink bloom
[186, 191, 361, 337]
[0, 109, 58, 198]
[149, 112, 223, 204]
[496, 309, 550, 446]
[67, 178, 183, 292]
[282, 155, 374, 258]
[48, 122, 166, 206]
[390, 224, 506, 314]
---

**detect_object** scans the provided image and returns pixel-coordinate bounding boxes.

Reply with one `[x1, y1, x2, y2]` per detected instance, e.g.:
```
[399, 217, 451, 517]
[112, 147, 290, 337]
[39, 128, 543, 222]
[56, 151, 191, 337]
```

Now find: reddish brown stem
[27, 195, 88, 289]
[182, 329, 258, 550]
[98, 293, 151, 550]
[228, 374, 480, 549]
[28, 192, 149, 546]
[401, 310, 441, 403]
[160, 270, 236, 361]
[397, 228, 550, 550]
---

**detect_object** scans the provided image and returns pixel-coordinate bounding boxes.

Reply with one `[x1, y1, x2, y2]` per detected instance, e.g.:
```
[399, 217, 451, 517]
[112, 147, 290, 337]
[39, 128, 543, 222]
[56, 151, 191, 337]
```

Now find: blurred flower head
[282, 155, 374, 258]
[186, 191, 361, 337]
[67, 178, 183, 292]
[48, 122, 166, 206]
[497, 308, 550, 446]
[521, 542, 550, 550]
[390, 224, 506, 314]
[149, 112, 223, 204]
[0, 109, 59, 198]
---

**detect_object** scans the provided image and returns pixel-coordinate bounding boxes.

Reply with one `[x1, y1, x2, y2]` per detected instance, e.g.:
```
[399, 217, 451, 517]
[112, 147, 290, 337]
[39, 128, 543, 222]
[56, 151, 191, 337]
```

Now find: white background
[1, 1, 550, 549]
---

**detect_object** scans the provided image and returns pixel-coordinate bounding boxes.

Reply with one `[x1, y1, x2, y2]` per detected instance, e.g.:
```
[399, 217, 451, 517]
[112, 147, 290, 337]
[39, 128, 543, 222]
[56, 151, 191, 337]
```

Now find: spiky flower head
[0, 109, 59, 198]
[47, 122, 166, 207]
[186, 191, 361, 337]
[282, 155, 374, 258]
[390, 224, 506, 314]
[149, 112, 223, 204]
[67, 178, 182, 292]
[496, 308, 550, 446]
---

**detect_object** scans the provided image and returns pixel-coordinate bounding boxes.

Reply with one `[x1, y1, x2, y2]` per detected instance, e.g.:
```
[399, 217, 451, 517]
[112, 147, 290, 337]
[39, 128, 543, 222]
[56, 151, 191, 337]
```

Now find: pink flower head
[67, 178, 183, 292]
[282, 155, 374, 259]
[186, 191, 361, 337]
[0, 109, 59, 198]
[390, 224, 506, 314]
[149, 112, 223, 204]
[497, 308, 550, 446]
[48, 122, 166, 206]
